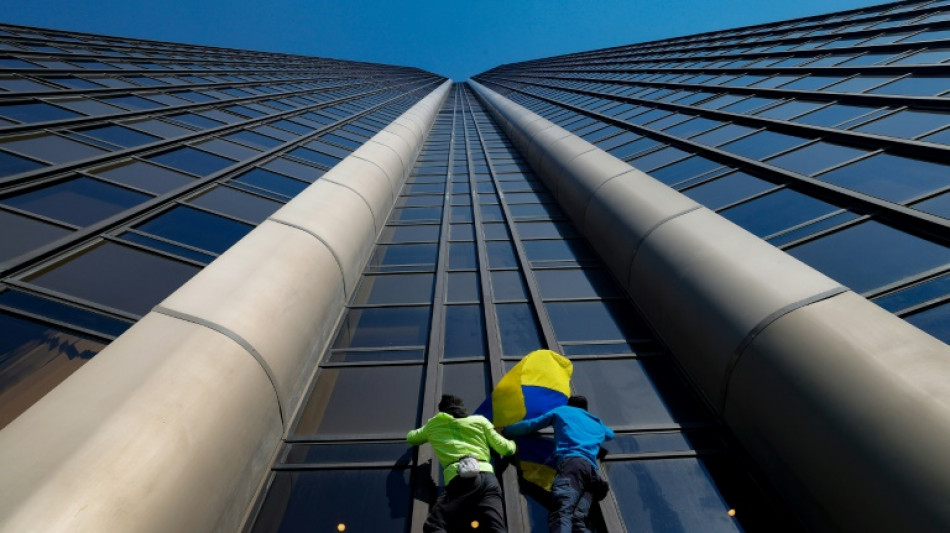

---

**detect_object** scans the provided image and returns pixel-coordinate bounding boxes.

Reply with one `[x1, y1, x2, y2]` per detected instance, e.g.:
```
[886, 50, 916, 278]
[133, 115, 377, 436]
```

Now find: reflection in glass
[352, 273, 435, 305]
[295, 365, 423, 436]
[251, 470, 411, 532]
[788, 221, 950, 294]
[495, 303, 545, 356]
[23, 241, 200, 316]
[572, 359, 705, 427]
[444, 305, 487, 359]
[332, 307, 431, 349]
[0, 311, 107, 429]
[606, 458, 742, 532]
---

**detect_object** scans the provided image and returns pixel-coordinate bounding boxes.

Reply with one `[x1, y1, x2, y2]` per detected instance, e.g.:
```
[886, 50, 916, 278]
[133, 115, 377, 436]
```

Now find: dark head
[567, 395, 588, 411]
[438, 394, 469, 419]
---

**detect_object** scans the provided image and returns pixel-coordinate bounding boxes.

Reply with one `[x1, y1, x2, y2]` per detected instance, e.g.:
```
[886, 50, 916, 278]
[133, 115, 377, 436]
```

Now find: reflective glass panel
[0, 210, 71, 262]
[188, 186, 282, 223]
[2, 176, 149, 227]
[443, 305, 488, 359]
[332, 307, 431, 349]
[0, 311, 107, 429]
[251, 470, 411, 533]
[495, 303, 544, 356]
[720, 188, 839, 237]
[24, 242, 200, 315]
[295, 365, 423, 436]
[816, 153, 948, 202]
[607, 458, 742, 532]
[135, 205, 252, 254]
[788, 221, 950, 293]
[352, 273, 435, 305]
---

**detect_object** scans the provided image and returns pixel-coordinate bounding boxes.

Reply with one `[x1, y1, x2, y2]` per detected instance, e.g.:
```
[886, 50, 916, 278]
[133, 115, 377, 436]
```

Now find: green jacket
[407, 412, 516, 483]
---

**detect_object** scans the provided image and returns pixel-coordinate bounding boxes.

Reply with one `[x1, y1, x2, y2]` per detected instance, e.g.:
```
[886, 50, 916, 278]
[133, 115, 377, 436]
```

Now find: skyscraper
[2, 0, 950, 531]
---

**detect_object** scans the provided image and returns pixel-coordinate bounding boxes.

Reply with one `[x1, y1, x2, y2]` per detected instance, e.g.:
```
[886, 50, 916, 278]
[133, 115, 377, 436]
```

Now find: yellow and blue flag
[475, 349, 572, 491]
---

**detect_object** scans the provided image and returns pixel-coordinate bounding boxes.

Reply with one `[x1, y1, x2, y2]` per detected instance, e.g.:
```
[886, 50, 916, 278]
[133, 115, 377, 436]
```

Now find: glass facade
[0, 21, 443, 429]
[251, 85, 793, 532]
[474, 0, 950, 345]
[2, 1, 950, 531]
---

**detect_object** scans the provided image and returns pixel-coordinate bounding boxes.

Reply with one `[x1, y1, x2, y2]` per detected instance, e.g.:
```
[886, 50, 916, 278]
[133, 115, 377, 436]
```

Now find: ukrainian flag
[475, 349, 572, 491]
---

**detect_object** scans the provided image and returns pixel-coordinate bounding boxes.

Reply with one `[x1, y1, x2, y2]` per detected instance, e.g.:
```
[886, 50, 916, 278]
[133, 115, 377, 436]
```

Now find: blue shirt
[504, 405, 614, 468]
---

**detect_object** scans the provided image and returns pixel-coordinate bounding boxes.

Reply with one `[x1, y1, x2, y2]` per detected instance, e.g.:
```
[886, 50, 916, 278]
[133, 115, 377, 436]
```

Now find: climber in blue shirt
[502, 396, 614, 533]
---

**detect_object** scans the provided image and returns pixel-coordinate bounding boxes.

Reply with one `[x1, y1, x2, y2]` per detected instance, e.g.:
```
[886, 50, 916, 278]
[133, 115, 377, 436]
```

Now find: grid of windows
[0, 22, 444, 430]
[250, 85, 793, 532]
[474, 0, 950, 345]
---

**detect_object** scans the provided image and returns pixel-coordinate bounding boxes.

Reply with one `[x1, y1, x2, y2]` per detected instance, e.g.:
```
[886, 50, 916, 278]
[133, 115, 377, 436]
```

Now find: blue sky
[3, 0, 889, 80]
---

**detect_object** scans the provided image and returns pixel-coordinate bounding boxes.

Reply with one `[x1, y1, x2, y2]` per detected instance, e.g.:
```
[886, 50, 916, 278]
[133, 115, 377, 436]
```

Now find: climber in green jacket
[408, 394, 517, 533]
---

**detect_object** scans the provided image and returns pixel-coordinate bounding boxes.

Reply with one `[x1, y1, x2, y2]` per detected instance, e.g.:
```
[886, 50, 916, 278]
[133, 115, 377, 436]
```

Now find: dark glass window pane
[690, 124, 757, 146]
[720, 131, 809, 160]
[352, 273, 434, 305]
[0, 312, 107, 429]
[284, 442, 412, 464]
[720, 189, 839, 238]
[444, 305, 488, 359]
[102, 95, 163, 110]
[194, 138, 260, 161]
[682, 171, 777, 209]
[118, 232, 215, 264]
[449, 241, 478, 270]
[794, 104, 880, 127]
[368, 244, 438, 272]
[24, 242, 200, 315]
[77, 124, 160, 148]
[287, 147, 341, 168]
[230, 168, 307, 199]
[188, 187, 282, 224]
[491, 271, 529, 301]
[766, 142, 867, 176]
[392, 207, 442, 223]
[1, 133, 107, 164]
[546, 301, 650, 342]
[2, 176, 149, 226]
[868, 75, 950, 96]
[824, 75, 893, 93]
[874, 274, 950, 312]
[854, 110, 950, 138]
[332, 307, 431, 349]
[483, 223, 511, 240]
[0, 290, 131, 337]
[450, 224, 475, 241]
[263, 158, 324, 183]
[787, 221, 950, 294]
[168, 112, 223, 130]
[535, 269, 621, 299]
[0, 101, 81, 123]
[904, 303, 950, 344]
[442, 362, 490, 411]
[227, 130, 284, 150]
[522, 239, 596, 265]
[0, 150, 45, 177]
[755, 100, 825, 120]
[649, 156, 724, 186]
[572, 359, 705, 426]
[816, 153, 948, 202]
[148, 147, 234, 176]
[326, 348, 424, 363]
[607, 458, 742, 532]
[487, 241, 519, 268]
[251, 470, 411, 533]
[0, 210, 70, 262]
[495, 303, 544, 356]
[447, 272, 480, 302]
[378, 225, 440, 243]
[136, 205, 252, 254]
[92, 160, 194, 194]
[516, 222, 577, 240]
[295, 365, 423, 436]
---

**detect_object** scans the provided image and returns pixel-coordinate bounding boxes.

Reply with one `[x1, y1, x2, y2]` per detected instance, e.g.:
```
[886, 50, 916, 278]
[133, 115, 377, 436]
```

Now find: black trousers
[424, 472, 506, 533]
